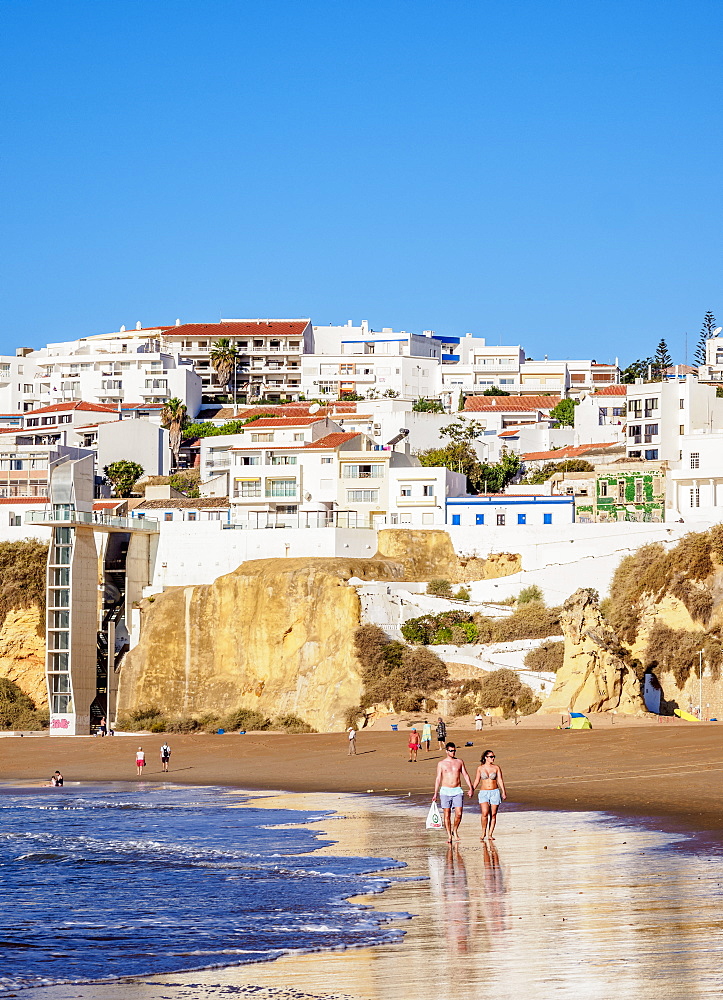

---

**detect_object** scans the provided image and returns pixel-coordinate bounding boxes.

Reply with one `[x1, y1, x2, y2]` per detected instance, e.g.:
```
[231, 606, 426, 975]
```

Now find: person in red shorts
[408, 727, 420, 763]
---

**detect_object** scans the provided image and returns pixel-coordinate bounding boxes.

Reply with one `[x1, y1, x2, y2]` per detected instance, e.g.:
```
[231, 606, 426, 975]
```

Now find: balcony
[26, 508, 159, 532]
[397, 495, 436, 505]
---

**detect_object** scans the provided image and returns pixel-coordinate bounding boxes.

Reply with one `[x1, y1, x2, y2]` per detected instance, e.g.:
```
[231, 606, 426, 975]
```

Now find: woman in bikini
[471, 749, 506, 840]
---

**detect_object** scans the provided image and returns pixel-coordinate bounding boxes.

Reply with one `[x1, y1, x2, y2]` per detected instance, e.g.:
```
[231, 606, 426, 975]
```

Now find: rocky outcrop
[118, 557, 405, 732]
[540, 588, 646, 715]
[0, 606, 46, 707]
[376, 529, 521, 582]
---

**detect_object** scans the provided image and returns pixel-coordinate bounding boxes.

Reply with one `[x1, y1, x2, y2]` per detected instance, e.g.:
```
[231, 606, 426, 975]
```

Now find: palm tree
[210, 338, 238, 396]
[160, 397, 187, 471]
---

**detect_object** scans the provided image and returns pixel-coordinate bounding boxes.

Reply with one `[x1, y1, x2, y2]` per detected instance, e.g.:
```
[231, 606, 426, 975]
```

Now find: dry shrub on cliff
[670, 579, 714, 624]
[472, 668, 541, 716]
[353, 624, 448, 711]
[641, 623, 721, 689]
[0, 539, 48, 629]
[0, 678, 48, 731]
[273, 714, 317, 734]
[489, 603, 562, 643]
[524, 641, 565, 673]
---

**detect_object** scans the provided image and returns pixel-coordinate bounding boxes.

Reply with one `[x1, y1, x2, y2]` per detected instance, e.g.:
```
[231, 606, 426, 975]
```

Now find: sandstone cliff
[540, 588, 646, 715]
[376, 529, 521, 582]
[118, 556, 405, 732]
[0, 606, 46, 707]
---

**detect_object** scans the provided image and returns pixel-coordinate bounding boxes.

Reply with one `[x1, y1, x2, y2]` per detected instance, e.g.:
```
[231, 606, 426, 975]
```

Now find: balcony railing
[224, 510, 372, 530]
[25, 508, 159, 531]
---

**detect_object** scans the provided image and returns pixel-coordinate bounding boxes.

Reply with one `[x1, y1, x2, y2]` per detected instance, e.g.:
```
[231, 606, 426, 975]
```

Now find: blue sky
[2, 1, 722, 365]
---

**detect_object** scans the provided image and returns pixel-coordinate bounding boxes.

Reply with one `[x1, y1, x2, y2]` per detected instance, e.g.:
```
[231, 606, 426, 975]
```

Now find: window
[267, 479, 297, 498]
[271, 455, 297, 465]
[164, 512, 173, 521]
[644, 424, 658, 435]
[496, 513, 505, 525]
[293, 433, 304, 441]
[691, 452, 700, 469]
[629, 425, 641, 437]
[679, 398, 685, 409]
[400, 487, 412, 497]
[186, 512, 197, 521]
[236, 480, 262, 497]
[517, 512, 526, 524]
[691, 487, 700, 508]
[451, 514, 461, 526]
[680, 425, 685, 435]
[251, 433, 273, 442]
[343, 464, 384, 479]
[628, 450, 641, 458]
[422, 485, 434, 496]
[320, 456, 333, 464]
[634, 479, 643, 502]
[236, 455, 260, 466]
[599, 481, 608, 497]
[23, 384, 33, 393]
[475, 513, 484, 525]
[645, 449, 658, 460]
[543, 513, 552, 525]
[347, 489, 379, 502]
[644, 398, 658, 410]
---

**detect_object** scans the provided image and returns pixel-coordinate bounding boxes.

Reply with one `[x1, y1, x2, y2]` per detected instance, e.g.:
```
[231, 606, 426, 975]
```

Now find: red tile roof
[465, 395, 561, 412]
[593, 385, 627, 396]
[0, 497, 48, 504]
[160, 320, 311, 338]
[229, 432, 361, 451]
[24, 401, 119, 416]
[197, 404, 357, 420]
[240, 417, 329, 428]
[497, 429, 520, 437]
[522, 442, 622, 462]
[304, 432, 360, 449]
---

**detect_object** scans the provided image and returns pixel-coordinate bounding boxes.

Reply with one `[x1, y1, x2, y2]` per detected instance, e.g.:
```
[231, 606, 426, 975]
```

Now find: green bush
[272, 714, 317, 734]
[517, 585, 544, 605]
[353, 624, 448, 711]
[427, 579, 452, 598]
[0, 678, 48, 730]
[401, 611, 476, 645]
[453, 587, 470, 602]
[524, 641, 565, 673]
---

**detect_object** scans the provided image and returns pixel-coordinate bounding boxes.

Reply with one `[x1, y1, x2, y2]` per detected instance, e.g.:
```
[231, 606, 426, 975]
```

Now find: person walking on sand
[472, 749, 506, 841]
[421, 719, 433, 752]
[408, 727, 421, 762]
[436, 716, 447, 750]
[347, 727, 357, 755]
[432, 743, 473, 843]
[475, 713, 484, 731]
[135, 747, 146, 777]
[160, 742, 171, 772]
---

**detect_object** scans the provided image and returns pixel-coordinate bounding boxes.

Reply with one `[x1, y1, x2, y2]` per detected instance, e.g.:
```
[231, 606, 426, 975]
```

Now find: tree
[694, 311, 718, 366]
[549, 398, 578, 427]
[160, 397, 188, 471]
[469, 450, 521, 493]
[652, 339, 673, 380]
[105, 460, 144, 498]
[620, 357, 653, 384]
[482, 386, 510, 396]
[439, 418, 485, 442]
[412, 398, 445, 412]
[210, 339, 238, 394]
[522, 459, 594, 485]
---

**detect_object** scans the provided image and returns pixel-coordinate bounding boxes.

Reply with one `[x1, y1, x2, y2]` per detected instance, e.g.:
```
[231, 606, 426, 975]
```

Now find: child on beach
[408, 728, 420, 763]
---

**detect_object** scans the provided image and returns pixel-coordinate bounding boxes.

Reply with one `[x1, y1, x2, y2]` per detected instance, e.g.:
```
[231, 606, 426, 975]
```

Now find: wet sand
[2, 716, 723, 833]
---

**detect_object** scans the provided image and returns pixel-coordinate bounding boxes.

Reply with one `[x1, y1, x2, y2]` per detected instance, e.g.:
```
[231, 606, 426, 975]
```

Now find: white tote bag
[426, 801, 444, 830]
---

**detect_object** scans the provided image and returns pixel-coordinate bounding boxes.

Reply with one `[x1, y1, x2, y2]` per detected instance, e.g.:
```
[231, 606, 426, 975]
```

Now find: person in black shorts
[436, 717, 447, 750]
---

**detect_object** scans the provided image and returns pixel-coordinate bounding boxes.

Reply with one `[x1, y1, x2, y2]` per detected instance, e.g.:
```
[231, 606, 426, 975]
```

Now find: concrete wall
[97, 420, 170, 477]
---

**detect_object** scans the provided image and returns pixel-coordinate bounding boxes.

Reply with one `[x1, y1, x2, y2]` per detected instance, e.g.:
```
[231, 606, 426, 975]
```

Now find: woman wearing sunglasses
[472, 750, 506, 840]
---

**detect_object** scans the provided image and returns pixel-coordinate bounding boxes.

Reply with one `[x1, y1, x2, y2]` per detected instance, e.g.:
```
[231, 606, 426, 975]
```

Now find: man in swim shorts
[432, 743, 473, 843]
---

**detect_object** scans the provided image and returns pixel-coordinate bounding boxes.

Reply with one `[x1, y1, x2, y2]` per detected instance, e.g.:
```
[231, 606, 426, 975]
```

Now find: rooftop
[24, 401, 119, 416]
[133, 497, 231, 510]
[593, 384, 627, 396]
[161, 320, 310, 339]
[464, 395, 562, 412]
[522, 442, 622, 462]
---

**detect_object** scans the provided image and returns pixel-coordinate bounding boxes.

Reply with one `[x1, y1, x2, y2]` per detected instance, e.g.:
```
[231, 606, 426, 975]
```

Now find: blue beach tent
[569, 712, 592, 730]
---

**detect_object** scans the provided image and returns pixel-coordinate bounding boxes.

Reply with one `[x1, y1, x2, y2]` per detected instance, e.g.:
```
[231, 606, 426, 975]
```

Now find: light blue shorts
[478, 789, 502, 806]
[439, 787, 464, 810]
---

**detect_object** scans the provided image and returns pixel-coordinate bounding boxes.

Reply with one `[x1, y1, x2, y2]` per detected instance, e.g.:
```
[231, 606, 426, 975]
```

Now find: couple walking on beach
[432, 745, 506, 843]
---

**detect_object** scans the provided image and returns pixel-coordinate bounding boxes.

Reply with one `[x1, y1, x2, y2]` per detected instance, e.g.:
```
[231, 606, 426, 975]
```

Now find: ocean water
[0, 783, 406, 992]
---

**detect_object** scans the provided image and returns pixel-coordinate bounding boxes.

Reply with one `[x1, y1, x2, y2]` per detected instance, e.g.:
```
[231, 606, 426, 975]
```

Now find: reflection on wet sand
[18, 795, 723, 1000]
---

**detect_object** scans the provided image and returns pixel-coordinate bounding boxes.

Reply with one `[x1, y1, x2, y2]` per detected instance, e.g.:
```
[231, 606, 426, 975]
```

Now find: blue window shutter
[475, 514, 484, 525]
[517, 512, 526, 525]
[452, 514, 461, 526]
[543, 513, 552, 524]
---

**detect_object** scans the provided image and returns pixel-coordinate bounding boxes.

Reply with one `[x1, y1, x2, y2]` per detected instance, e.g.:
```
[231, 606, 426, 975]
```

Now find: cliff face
[540, 588, 645, 715]
[376, 529, 521, 582]
[0, 607, 46, 707]
[118, 556, 405, 731]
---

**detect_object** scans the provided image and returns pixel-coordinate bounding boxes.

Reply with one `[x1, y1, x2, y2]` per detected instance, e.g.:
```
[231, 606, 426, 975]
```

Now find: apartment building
[311, 321, 442, 360]
[668, 432, 723, 519]
[300, 354, 441, 401]
[440, 337, 525, 396]
[0, 353, 45, 412]
[25, 335, 200, 415]
[697, 333, 723, 386]
[158, 319, 313, 402]
[574, 385, 627, 445]
[625, 376, 723, 462]
[463, 394, 562, 432]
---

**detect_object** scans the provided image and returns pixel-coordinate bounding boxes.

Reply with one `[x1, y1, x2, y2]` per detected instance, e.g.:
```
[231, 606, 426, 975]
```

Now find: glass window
[690, 452, 700, 469]
[48, 652, 69, 672]
[51, 694, 72, 714]
[49, 588, 69, 608]
[599, 481, 608, 497]
[320, 456, 333, 464]
[422, 485, 434, 496]
[270, 455, 297, 465]
[51, 568, 69, 587]
[267, 479, 297, 498]
[400, 487, 412, 497]
[164, 512, 173, 521]
[645, 449, 658, 460]
[346, 489, 379, 502]
[49, 611, 69, 630]
[48, 631, 69, 650]
[496, 513, 505, 526]
[236, 481, 262, 497]
[517, 512, 526, 524]
[251, 433, 273, 442]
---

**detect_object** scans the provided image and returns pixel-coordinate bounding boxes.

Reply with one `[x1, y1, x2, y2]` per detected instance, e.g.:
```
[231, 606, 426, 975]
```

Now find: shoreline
[2, 724, 723, 837]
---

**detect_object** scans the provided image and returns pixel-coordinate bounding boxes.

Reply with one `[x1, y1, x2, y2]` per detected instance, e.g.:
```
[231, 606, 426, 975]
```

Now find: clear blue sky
[2, 0, 722, 365]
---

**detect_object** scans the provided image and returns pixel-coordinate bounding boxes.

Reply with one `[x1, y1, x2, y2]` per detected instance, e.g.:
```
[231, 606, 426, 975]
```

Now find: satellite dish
[714, 328, 722, 336]
[308, 402, 321, 414]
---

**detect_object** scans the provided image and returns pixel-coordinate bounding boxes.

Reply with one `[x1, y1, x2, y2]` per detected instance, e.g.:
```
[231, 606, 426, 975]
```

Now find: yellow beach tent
[569, 712, 592, 730]
[674, 709, 699, 722]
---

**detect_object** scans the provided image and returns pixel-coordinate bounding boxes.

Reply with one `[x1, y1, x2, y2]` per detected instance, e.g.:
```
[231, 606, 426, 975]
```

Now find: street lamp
[698, 649, 704, 720]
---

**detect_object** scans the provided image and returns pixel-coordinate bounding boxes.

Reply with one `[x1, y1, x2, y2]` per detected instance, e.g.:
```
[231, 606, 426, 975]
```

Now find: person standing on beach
[475, 713, 484, 731]
[421, 719, 432, 752]
[471, 749, 506, 841]
[99, 716, 107, 737]
[347, 727, 357, 755]
[160, 742, 171, 772]
[135, 747, 146, 777]
[432, 743, 473, 843]
[408, 727, 421, 762]
[436, 717, 447, 749]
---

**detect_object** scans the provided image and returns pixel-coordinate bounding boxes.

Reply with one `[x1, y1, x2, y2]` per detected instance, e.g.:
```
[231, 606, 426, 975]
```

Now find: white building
[446, 494, 575, 527]
[0, 352, 46, 413]
[668, 431, 723, 520]
[574, 384, 627, 446]
[311, 321, 442, 360]
[625, 376, 723, 462]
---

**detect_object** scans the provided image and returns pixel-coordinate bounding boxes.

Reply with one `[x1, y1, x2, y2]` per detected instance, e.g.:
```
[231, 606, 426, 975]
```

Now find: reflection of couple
[429, 840, 507, 956]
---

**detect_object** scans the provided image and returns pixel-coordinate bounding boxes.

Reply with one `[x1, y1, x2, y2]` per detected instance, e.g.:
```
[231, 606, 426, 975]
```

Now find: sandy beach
[3, 716, 723, 832]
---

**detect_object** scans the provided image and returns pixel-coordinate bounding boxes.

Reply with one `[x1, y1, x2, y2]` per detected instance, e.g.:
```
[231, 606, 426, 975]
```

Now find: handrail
[25, 509, 159, 531]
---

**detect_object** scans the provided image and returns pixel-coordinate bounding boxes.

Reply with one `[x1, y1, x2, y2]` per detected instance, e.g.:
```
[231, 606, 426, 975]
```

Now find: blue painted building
[446, 494, 575, 527]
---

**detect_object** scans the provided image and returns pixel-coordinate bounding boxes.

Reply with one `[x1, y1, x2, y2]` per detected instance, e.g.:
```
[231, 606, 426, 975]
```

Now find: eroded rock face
[376, 529, 521, 582]
[118, 557, 405, 732]
[0, 606, 46, 707]
[540, 588, 646, 715]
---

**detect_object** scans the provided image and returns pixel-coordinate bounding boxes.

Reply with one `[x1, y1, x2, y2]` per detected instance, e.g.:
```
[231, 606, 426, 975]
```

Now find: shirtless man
[432, 743, 473, 843]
